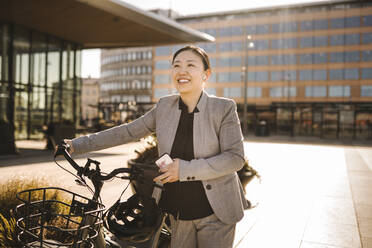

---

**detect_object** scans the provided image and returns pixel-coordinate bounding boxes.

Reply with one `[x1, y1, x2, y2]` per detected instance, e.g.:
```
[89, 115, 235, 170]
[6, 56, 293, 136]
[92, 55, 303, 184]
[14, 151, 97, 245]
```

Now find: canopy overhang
[0, 0, 214, 48]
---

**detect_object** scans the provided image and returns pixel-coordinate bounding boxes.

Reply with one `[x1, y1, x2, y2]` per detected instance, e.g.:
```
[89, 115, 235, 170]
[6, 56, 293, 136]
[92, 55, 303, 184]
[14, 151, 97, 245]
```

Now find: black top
[159, 97, 214, 220]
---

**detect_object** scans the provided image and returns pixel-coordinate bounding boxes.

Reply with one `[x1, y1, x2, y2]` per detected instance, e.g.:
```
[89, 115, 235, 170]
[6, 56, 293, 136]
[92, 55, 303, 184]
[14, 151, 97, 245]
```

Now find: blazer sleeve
[72, 104, 157, 154]
[178, 99, 245, 181]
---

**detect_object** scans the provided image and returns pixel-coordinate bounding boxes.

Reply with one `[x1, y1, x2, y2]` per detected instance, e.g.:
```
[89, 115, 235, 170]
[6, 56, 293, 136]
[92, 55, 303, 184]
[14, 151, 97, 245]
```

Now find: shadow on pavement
[0, 148, 126, 167]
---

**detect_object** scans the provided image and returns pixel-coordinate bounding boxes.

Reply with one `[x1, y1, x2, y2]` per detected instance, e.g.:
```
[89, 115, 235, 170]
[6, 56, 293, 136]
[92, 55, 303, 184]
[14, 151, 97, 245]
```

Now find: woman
[65, 45, 248, 248]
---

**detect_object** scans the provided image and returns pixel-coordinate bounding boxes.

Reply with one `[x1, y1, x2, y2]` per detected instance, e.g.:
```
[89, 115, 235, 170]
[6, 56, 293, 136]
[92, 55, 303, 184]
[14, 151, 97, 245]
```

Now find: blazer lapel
[193, 91, 208, 159]
[158, 98, 181, 155]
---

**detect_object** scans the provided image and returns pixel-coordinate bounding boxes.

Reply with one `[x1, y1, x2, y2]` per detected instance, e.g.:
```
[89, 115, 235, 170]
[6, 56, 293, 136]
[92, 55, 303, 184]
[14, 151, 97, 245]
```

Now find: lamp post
[243, 35, 254, 137]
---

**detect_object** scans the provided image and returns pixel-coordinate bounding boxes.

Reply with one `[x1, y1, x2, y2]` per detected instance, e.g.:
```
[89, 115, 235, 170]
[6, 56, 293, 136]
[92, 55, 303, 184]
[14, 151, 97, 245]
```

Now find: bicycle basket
[15, 187, 105, 248]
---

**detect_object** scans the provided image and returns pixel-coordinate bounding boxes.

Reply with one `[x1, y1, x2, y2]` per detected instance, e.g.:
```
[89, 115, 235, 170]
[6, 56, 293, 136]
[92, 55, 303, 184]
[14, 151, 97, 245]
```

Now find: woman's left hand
[153, 158, 180, 183]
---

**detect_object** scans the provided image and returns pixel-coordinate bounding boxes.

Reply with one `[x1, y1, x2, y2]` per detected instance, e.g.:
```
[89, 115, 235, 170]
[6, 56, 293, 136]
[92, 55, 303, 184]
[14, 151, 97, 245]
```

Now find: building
[99, 9, 180, 123]
[0, 0, 213, 154]
[81, 78, 100, 127]
[152, 0, 372, 141]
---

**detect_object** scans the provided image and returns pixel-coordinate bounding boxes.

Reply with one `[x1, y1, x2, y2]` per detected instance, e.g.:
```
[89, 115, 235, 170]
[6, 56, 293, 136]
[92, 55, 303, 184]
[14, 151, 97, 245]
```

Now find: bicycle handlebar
[54, 142, 139, 182]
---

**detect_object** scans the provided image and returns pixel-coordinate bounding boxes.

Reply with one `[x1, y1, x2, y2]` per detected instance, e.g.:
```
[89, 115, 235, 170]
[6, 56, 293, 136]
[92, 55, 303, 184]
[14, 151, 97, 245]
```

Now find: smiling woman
[65, 45, 247, 248]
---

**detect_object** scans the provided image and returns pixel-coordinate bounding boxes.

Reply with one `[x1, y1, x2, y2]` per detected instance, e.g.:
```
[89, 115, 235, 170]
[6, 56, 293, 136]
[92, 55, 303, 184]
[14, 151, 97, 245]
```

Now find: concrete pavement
[1, 138, 371, 248]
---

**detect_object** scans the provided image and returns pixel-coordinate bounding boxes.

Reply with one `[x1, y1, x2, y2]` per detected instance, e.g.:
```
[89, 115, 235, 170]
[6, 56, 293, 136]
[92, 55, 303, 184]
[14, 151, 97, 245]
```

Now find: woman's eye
[173, 64, 180, 68]
[188, 64, 195, 67]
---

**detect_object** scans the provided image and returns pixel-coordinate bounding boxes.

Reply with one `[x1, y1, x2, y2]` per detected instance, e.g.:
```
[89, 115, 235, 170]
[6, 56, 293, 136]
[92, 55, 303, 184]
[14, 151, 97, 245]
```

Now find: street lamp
[243, 35, 254, 136]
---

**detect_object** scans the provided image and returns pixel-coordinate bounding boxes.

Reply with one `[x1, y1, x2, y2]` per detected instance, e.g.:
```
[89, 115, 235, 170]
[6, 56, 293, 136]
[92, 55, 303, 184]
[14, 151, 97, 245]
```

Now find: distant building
[81, 78, 100, 127]
[152, 0, 372, 140]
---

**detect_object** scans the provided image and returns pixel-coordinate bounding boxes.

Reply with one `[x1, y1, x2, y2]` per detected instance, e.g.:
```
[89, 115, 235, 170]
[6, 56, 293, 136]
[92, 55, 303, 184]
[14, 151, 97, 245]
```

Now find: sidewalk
[1, 138, 372, 248]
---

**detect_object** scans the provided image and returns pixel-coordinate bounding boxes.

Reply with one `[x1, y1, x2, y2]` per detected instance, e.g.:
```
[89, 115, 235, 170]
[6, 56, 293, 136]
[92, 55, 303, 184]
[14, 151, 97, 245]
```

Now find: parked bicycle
[15, 142, 170, 248]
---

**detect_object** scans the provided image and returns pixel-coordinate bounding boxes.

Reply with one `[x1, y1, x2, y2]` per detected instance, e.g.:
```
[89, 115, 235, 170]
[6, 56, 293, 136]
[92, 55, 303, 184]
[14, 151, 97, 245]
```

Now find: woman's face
[171, 50, 209, 96]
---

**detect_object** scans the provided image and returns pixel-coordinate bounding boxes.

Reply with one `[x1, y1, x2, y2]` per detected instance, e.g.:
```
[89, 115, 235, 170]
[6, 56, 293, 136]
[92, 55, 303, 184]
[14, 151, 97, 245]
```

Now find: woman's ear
[203, 69, 211, 81]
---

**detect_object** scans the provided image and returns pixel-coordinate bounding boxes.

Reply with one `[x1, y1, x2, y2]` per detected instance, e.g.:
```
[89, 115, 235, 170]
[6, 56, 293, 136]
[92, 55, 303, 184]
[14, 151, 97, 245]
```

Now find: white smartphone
[155, 153, 173, 168]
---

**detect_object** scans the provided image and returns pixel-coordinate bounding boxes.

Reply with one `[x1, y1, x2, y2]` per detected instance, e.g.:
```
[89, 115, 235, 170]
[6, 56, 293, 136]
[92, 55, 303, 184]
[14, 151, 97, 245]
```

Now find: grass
[0, 176, 72, 247]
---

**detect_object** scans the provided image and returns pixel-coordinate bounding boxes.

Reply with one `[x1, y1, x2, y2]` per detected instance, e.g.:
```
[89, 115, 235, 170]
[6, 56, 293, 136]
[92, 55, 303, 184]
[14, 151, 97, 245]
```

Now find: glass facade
[0, 23, 82, 140]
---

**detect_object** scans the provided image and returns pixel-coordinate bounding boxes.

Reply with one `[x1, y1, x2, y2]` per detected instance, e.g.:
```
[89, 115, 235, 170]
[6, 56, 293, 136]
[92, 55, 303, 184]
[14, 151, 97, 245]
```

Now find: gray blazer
[72, 91, 248, 224]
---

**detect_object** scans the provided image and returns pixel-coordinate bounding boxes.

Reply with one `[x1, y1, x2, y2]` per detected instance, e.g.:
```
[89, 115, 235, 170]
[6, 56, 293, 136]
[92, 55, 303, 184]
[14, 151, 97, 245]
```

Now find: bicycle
[15, 142, 170, 248]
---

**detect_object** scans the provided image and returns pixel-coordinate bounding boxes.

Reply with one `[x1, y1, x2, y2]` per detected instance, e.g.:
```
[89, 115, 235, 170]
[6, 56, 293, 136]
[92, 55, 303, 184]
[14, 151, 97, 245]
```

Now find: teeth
[178, 79, 189, 83]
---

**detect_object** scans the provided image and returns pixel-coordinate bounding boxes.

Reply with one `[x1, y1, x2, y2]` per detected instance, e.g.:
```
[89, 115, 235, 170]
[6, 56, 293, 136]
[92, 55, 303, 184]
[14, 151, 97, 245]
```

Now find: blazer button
[191, 176, 195, 180]
[187, 177, 191, 180]
[206, 184, 212, 190]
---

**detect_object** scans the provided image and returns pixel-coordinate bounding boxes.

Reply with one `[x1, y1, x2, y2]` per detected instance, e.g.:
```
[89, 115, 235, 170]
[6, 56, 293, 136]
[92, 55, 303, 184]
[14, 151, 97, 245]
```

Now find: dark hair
[172, 45, 211, 71]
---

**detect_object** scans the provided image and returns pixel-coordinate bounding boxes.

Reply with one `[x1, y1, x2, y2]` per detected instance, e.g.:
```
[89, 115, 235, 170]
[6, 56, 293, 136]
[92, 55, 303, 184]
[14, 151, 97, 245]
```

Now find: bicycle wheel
[15, 187, 105, 248]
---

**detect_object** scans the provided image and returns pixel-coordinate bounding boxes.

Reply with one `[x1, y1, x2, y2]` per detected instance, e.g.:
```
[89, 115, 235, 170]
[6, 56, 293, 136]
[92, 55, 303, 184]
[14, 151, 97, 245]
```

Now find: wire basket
[15, 187, 105, 248]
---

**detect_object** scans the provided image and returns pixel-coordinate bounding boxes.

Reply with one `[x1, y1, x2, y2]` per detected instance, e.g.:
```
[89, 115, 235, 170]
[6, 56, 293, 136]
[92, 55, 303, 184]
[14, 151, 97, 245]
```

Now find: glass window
[209, 58, 217, 68]
[31, 33, 46, 87]
[256, 71, 268, 82]
[272, 22, 297, 33]
[271, 54, 296, 65]
[346, 16, 360, 28]
[329, 85, 350, 97]
[223, 87, 241, 98]
[330, 35, 344, 46]
[345, 51, 360, 62]
[256, 55, 268, 65]
[231, 41, 243, 51]
[330, 18, 345, 29]
[247, 87, 262, 98]
[246, 25, 256, 35]
[231, 26, 243, 36]
[314, 53, 327, 63]
[270, 87, 283, 97]
[305, 86, 327, 97]
[301, 20, 313, 31]
[155, 60, 170, 70]
[47, 37, 61, 88]
[345, 68, 359, 80]
[313, 69, 327, 80]
[284, 54, 297, 64]
[254, 40, 269, 50]
[203, 28, 217, 36]
[362, 33, 372, 44]
[209, 73, 216, 83]
[248, 71, 255, 81]
[219, 42, 231, 52]
[271, 71, 283, 81]
[300, 37, 313, 48]
[361, 68, 372, 79]
[345, 34, 360, 45]
[256, 24, 269, 34]
[330, 52, 344, 63]
[198, 42, 216, 53]
[271, 38, 297, 49]
[218, 72, 229, 82]
[362, 50, 372, 61]
[219, 57, 230, 67]
[300, 53, 312, 64]
[361, 85, 372, 97]
[155, 46, 170, 56]
[271, 55, 282, 65]
[230, 57, 242, 67]
[154, 88, 169, 98]
[363, 15, 372, 26]
[219, 27, 232, 37]
[314, 36, 328, 46]
[154, 74, 169, 84]
[314, 19, 328, 30]
[329, 69, 343, 80]
[300, 70, 312, 81]
[230, 72, 241, 82]
[285, 70, 297, 81]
